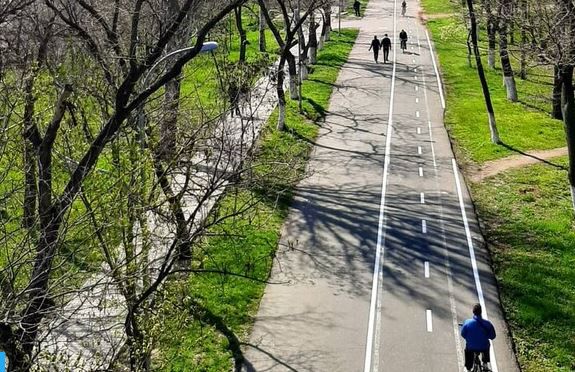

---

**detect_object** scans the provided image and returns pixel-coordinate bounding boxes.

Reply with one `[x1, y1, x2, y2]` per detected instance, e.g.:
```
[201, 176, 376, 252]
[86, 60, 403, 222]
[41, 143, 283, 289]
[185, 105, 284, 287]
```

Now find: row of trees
[463, 0, 575, 208]
[0, 0, 335, 370]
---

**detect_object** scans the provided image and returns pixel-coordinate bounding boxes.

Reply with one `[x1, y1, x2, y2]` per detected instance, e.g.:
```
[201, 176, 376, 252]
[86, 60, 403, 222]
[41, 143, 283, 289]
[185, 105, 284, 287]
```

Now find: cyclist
[461, 303, 496, 372]
[399, 29, 408, 52]
[401, 0, 407, 16]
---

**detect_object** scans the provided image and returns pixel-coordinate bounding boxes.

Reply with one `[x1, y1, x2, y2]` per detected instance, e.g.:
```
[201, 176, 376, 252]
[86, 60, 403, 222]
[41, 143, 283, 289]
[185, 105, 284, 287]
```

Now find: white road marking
[364, 0, 398, 370]
[414, 68, 417, 72]
[425, 29, 446, 109]
[417, 127, 421, 134]
[417, 25, 464, 366]
[420, 192, 425, 204]
[424, 261, 430, 278]
[452, 159, 500, 372]
[419, 167, 423, 177]
[416, 111, 420, 118]
[426, 310, 433, 332]
[416, 97, 419, 103]
[412, 58, 416, 63]
[418, 146, 422, 155]
[415, 85, 418, 91]
[422, 219, 427, 233]
[414, 75, 418, 80]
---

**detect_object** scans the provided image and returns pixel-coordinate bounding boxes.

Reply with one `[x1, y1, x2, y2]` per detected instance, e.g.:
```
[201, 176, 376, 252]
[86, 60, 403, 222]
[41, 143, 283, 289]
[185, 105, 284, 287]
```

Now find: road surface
[242, 0, 520, 371]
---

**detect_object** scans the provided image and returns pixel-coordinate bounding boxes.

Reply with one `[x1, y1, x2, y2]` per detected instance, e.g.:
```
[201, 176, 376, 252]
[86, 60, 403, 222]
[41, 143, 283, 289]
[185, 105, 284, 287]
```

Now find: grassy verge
[423, 1, 575, 371]
[425, 16, 565, 164]
[471, 159, 575, 371]
[154, 29, 359, 371]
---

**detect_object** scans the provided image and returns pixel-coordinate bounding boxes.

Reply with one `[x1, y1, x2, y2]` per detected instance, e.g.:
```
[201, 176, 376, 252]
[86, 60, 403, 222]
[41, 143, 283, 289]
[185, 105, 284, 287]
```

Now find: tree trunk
[23, 73, 38, 229]
[498, 0, 518, 101]
[277, 58, 287, 131]
[160, 78, 180, 160]
[259, 4, 266, 52]
[553, 65, 564, 120]
[467, 0, 501, 143]
[519, 0, 527, 79]
[488, 22, 497, 68]
[560, 65, 575, 211]
[235, 6, 247, 63]
[309, 13, 319, 64]
[287, 51, 299, 100]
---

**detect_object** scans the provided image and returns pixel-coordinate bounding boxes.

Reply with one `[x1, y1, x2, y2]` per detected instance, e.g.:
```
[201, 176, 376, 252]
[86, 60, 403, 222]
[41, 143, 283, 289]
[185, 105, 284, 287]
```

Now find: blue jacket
[461, 316, 496, 351]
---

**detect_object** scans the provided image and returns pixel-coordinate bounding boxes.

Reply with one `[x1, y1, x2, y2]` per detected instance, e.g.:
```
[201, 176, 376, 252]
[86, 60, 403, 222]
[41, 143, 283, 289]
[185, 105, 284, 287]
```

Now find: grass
[425, 16, 565, 164]
[471, 159, 575, 371]
[346, 0, 370, 17]
[154, 28, 359, 371]
[422, 1, 575, 370]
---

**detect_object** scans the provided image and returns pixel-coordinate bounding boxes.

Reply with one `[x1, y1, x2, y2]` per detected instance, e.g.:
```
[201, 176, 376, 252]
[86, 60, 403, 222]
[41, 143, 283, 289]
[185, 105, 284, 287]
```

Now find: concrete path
[242, 0, 519, 371]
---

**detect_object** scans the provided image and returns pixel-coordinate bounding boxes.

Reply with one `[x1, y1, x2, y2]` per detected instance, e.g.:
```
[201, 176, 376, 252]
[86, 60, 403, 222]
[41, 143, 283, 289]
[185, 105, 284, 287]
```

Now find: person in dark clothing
[369, 35, 381, 63]
[353, 0, 361, 16]
[399, 29, 408, 52]
[381, 34, 391, 63]
[401, 0, 407, 16]
[461, 304, 496, 372]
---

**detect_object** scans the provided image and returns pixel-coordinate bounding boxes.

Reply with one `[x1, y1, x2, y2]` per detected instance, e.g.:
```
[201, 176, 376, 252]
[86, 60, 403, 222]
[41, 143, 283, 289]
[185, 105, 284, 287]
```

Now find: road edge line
[425, 29, 446, 109]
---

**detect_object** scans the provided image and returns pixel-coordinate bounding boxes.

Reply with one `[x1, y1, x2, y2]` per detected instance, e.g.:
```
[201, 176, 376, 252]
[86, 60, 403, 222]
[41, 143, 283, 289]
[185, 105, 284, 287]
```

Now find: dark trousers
[373, 50, 379, 62]
[354, 6, 360, 16]
[383, 48, 390, 62]
[464, 349, 490, 370]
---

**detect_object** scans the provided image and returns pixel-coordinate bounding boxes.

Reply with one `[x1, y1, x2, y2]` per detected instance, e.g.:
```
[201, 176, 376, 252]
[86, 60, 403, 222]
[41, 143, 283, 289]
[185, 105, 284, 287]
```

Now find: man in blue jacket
[461, 303, 496, 371]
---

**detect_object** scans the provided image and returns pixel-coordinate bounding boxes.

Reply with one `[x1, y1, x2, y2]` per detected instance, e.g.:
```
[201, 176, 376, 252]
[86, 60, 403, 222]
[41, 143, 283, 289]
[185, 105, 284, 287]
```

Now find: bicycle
[400, 39, 407, 53]
[470, 351, 492, 372]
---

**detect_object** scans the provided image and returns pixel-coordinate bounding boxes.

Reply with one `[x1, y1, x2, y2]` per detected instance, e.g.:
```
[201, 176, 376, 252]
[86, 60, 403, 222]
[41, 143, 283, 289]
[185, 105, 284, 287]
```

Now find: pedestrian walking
[401, 0, 407, 16]
[381, 34, 391, 63]
[369, 35, 381, 63]
[354, 0, 361, 16]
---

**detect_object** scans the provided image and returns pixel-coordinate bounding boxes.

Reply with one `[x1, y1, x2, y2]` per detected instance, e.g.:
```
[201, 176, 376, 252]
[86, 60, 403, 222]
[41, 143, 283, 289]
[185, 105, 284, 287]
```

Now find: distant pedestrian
[401, 0, 407, 16]
[369, 35, 381, 63]
[399, 29, 408, 53]
[381, 34, 391, 63]
[354, 0, 361, 16]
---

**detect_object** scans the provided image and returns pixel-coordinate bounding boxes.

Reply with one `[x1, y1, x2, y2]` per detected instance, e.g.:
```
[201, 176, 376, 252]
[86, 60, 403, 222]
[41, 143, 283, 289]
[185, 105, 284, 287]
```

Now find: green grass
[471, 159, 575, 371]
[154, 29, 359, 371]
[421, 0, 460, 14]
[426, 17, 565, 164]
[347, 0, 369, 17]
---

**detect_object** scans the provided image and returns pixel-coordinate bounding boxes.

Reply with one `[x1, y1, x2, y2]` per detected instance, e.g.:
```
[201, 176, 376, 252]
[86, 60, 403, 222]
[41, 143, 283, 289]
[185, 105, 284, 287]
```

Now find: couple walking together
[368, 30, 408, 63]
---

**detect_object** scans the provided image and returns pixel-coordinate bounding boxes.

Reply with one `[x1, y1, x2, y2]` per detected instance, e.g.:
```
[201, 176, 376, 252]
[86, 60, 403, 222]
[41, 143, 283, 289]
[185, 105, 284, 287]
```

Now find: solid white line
[420, 192, 425, 204]
[419, 167, 423, 177]
[416, 111, 420, 118]
[426, 310, 433, 332]
[418, 146, 422, 155]
[422, 219, 427, 233]
[424, 261, 430, 278]
[452, 159, 500, 372]
[364, 0, 398, 370]
[425, 29, 446, 109]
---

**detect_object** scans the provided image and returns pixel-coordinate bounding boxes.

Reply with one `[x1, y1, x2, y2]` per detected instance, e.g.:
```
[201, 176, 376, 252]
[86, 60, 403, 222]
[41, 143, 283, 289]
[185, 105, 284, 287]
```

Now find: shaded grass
[155, 29, 359, 371]
[471, 159, 575, 372]
[426, 17, 565, 164]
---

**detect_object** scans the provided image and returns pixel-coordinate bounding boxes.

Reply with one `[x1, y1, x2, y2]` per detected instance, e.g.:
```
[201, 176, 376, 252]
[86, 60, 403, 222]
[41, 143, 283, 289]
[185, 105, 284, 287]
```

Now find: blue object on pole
[200, 41, 218, 53]
[0, 351, 6, 372]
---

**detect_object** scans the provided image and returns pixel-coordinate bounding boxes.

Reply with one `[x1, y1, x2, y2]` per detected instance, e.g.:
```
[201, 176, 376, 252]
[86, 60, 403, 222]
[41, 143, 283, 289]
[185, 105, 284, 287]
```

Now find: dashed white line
[415, 85, 418, 91]
[418, 146, 422, 155]
[416, 111, 420, 118]
[424, 261, 430, 278]
[419, 167, 423, 177]
[420, 192, 425, 204]
[417, 127, 421, 134]
[426, 310, 433, 332]
[416, 97, 419, 103]
[422, 219, 427, 233]
[414, 75, 418, 80]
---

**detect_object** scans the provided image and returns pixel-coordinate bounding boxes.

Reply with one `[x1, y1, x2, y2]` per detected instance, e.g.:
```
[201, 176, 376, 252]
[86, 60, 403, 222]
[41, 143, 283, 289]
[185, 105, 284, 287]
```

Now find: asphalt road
[243, 0, 520, 371]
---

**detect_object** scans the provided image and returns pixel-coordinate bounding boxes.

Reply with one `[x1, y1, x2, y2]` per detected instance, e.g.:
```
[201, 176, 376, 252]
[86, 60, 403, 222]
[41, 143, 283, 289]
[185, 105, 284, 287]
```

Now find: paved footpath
[242, 0, 520, 371]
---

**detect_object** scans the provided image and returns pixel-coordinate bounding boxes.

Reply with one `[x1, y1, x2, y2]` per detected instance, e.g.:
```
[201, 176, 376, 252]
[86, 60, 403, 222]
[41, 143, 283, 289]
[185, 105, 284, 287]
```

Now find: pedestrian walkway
[242, 0, 519, 371]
